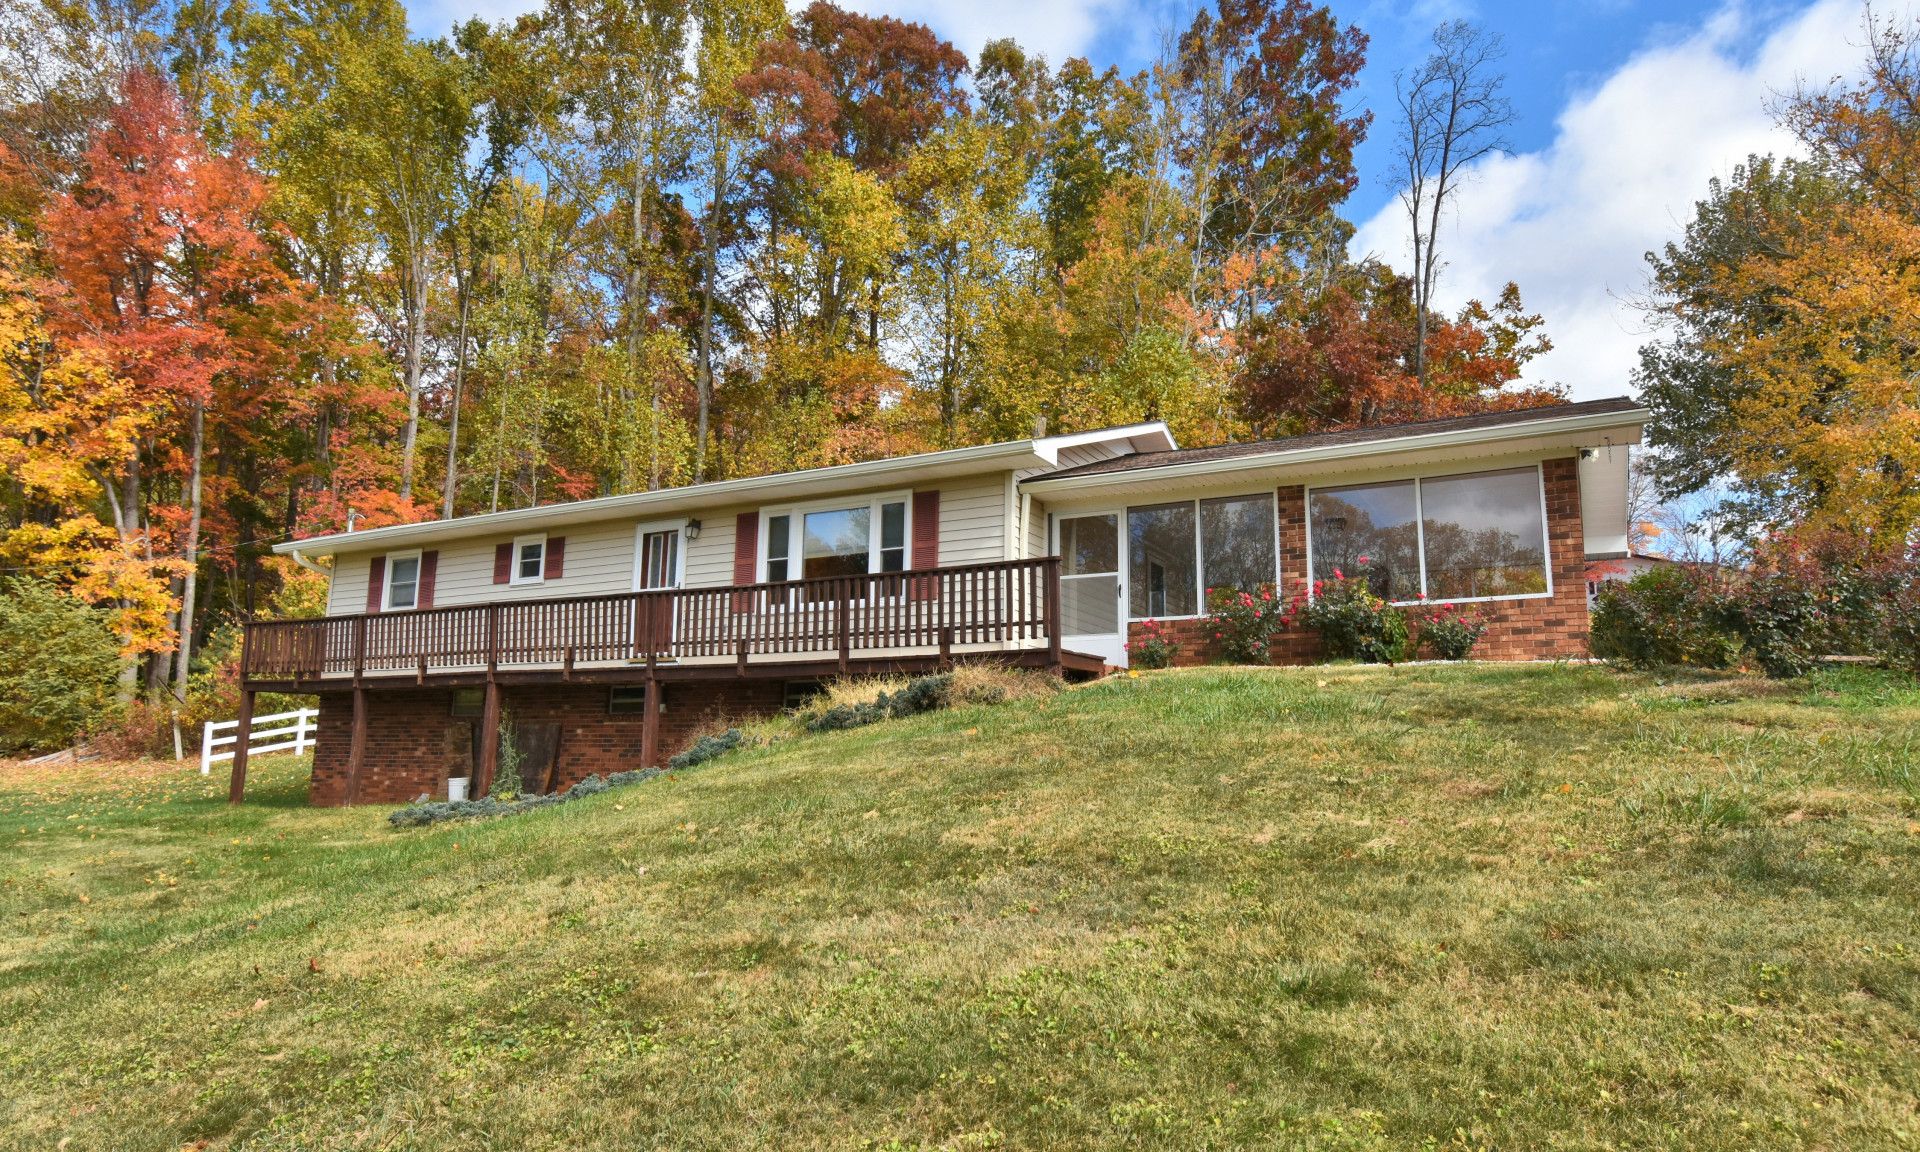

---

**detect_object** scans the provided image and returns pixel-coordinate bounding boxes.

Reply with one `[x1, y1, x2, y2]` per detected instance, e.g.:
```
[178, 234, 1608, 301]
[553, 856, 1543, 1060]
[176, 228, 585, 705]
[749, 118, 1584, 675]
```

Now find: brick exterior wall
[310, 679, 789, 806]
[1127, 457, 1590, 666]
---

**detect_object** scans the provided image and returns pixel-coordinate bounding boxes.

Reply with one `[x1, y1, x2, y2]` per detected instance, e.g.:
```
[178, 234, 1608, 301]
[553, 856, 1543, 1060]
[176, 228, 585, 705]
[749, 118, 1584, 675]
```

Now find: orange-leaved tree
[34, 68, 306, 702]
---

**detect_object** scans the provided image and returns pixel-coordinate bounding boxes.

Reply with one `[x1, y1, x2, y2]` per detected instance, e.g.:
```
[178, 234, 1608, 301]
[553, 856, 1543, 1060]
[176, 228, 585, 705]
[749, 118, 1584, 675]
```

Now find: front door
[634, 526, 682, 657]
[1056, 511, 1127, 667]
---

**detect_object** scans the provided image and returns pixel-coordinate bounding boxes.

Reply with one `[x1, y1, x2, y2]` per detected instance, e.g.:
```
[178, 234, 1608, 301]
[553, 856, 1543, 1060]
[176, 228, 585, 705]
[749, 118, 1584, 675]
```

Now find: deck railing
[241, 556, 1064, 683]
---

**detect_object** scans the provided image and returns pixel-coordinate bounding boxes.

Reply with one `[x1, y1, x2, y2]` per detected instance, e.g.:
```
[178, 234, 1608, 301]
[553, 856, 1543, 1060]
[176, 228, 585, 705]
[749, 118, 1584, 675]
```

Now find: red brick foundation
[1128, 459, 1590, 666]
[310, 679, 789, 806]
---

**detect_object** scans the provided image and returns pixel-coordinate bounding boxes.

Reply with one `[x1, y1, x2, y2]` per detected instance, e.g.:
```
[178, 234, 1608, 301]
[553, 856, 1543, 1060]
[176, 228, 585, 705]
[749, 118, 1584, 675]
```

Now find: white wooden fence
[201, 707, 318, 774]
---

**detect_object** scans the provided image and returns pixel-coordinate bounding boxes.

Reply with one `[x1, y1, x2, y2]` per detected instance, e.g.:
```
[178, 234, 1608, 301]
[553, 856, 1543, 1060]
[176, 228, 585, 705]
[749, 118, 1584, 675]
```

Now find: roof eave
[274, 439, 1050, 558]
[1020, 406, 1650, 495]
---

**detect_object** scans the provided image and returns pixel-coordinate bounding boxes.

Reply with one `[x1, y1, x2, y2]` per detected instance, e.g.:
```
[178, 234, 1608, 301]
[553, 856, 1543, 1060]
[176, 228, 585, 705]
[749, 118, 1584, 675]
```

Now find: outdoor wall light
[684, 518, 702, 540]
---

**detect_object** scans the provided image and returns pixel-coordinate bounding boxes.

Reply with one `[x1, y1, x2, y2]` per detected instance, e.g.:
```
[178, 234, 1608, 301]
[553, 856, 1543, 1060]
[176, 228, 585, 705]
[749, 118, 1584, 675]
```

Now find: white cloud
[1349, 0, 1872, 400]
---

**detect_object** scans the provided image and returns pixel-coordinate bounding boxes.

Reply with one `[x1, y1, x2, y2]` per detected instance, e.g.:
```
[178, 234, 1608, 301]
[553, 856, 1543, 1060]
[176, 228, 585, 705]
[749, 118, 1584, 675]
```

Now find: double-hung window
[385, 551, 421, 611]
[511, 534, 546, 585]
[763, 494, 910, 584]
[1307, 465, 1550, 603]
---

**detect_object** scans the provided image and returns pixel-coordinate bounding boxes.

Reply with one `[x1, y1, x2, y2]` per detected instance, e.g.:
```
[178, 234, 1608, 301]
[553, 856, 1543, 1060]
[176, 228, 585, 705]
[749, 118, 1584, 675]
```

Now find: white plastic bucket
[447, 777, 470, 802]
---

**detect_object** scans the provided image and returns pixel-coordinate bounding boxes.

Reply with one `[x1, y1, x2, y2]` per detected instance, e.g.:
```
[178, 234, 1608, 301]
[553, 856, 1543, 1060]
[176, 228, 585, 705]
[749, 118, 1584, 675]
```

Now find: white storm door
[1056, 511, 1127, 667]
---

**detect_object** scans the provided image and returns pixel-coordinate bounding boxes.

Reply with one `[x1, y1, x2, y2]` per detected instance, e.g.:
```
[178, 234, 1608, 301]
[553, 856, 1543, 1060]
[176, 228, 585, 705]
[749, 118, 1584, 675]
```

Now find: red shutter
[418, 550, 438, 609]
[732, 511, 758, 612]
[493, 542, 512, 584]
[544, 536, 566, 579]
[365, 555, 386, 614]
[911, 490, 940, 600]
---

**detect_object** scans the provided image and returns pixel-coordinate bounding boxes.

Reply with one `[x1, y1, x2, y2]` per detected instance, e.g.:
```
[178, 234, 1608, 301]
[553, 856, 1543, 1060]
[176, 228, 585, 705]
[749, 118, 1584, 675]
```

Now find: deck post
[1044, 555, 1063, 673]
[641, 676, 661, 767]
[346, 685, 369, 805]
[939, 625, 953, 670]
[226, 688, 255, 804]
[836, 580, 851, 674]
[477, 677, 501, 797]
[352, 615, 367, 684]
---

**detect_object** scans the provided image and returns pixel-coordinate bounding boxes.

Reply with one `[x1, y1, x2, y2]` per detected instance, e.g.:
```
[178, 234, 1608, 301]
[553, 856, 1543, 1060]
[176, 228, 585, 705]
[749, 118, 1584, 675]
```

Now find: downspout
[288, 548, 331, 578]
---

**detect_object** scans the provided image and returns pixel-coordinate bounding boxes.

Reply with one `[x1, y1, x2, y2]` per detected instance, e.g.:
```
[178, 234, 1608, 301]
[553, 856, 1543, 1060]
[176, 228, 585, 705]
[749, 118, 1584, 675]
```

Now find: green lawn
[3, 664, 1918, 1150]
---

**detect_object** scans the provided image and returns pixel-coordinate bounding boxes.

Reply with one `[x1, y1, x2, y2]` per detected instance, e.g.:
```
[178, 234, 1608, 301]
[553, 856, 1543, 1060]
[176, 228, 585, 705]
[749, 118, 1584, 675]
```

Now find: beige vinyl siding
[326, 520, 637, 615]
[1025, 496, 1048, 559]
[937, 477, 1008, 566]
[683, 505, 748, 588]
[318, 476, 1021, 617]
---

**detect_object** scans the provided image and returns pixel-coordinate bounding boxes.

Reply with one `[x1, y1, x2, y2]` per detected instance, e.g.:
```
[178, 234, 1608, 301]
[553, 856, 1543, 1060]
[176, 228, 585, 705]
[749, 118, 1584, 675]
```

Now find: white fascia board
[1031, 421, 1176, 462]
[276, 439, 1050, 558]
[1020, 407, 1650, 496]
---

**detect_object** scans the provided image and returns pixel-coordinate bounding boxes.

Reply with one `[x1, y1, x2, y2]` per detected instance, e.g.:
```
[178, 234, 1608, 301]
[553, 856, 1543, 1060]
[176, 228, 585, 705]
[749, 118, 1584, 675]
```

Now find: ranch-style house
[230, 396, 1649, 805]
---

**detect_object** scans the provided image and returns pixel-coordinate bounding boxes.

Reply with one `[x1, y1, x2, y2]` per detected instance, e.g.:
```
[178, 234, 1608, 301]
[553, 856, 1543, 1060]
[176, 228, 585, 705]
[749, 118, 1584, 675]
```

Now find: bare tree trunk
[398, 236, 428, 503]
[171, 400, 205, 703]
[694, 146, 724, 485]
[442, 267, 471, 520]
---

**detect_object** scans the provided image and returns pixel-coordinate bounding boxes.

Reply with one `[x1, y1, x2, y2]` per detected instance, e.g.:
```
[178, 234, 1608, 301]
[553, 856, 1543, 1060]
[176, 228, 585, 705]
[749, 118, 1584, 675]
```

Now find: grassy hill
[3, 664, 1917, 1151]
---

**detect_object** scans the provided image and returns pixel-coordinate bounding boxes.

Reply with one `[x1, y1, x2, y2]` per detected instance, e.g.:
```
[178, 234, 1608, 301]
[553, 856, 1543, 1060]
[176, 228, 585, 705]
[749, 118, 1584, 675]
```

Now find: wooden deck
[240, 556, 1082, 691]
[224, 557, 1103, 803]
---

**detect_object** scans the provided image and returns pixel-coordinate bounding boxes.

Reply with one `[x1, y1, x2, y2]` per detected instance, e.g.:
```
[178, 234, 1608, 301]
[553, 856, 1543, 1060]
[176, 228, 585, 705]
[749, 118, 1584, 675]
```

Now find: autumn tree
[1638, 13, 1920, 539]
[27, 69, 303, 700]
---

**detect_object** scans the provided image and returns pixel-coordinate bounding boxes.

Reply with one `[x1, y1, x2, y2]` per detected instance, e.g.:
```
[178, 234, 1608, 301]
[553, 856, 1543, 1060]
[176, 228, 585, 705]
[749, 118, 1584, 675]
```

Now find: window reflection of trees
[1309, 486, 1420, 601]
[1309, 468, 1549, 602]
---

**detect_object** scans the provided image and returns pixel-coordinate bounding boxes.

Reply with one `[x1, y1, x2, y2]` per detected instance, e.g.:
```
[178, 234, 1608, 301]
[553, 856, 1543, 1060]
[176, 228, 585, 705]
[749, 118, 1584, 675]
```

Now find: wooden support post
[352, 615, 368, 685]
[837, 582, 851, 674]
[1044, 556, 1063, 673]
[641, 676, 661, 768]
[346, 685, 368, 805]
[564, 646, 575, 681]
[939, 625, 953, 670]
[226, 689, 255, 805]
[476, 677, 501, 798]
[737, 637, 749, 677]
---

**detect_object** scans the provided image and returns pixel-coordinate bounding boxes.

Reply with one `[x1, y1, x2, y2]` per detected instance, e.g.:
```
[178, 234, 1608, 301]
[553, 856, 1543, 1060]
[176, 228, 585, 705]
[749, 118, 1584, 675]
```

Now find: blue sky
[406, 0, 1884, 398]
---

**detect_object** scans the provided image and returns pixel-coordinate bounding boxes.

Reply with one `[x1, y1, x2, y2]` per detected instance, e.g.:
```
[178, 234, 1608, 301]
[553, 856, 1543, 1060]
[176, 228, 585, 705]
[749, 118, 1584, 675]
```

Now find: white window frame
[631, 520, 688, 591]
[1303, 461, 1554, 607]
[383, 548, 423, 612]
[510, 533, 547, 587]
[758, 490, 913, 583]
[1111, 492, 1279, 624]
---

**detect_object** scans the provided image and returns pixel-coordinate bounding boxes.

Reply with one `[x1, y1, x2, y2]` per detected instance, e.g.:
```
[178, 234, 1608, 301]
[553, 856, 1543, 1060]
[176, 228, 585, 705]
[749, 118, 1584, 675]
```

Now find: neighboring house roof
[1026, 397, 1647, 487]
[274, 422, 1175, 559]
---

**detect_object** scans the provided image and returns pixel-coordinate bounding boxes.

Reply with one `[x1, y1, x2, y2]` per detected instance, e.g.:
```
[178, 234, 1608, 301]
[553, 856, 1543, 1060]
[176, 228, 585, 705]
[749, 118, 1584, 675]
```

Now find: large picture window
[1114, 493, 1276, 620]
[1308, 481, 1420, 601]
[1200, 494, 1277, 597]
[1419, 468, 1549, 598]
[1308, 466, 1550, 604]
[763, 495, 909, 582]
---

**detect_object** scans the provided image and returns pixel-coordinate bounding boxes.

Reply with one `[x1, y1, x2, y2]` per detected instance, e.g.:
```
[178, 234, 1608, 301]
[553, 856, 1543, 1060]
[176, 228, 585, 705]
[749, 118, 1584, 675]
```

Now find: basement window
[609, 685, 659, 715]
[450, 688, 484, 717]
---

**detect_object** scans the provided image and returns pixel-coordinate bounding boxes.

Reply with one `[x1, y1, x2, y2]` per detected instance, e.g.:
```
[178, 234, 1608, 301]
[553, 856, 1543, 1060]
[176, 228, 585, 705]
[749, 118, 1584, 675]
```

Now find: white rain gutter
[1019, 405, 1651, 495]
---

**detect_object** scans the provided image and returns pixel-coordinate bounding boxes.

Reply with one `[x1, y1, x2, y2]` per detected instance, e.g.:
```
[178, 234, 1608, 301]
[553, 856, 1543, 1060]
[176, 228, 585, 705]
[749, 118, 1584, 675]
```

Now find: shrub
[390, 768, 661, 828]
[1297, 577, 1412, 664]
[1589, 566, 1742, 671]
[805, 673, 953, 732]
[1126, 619, 1179, 668]
[1723, 570, 1824, 678]
[670, 728, 744, 769]
[1415, 603, 1488, 661]
[0, 579, 124, 756]
[1203, 586, 1283, 664]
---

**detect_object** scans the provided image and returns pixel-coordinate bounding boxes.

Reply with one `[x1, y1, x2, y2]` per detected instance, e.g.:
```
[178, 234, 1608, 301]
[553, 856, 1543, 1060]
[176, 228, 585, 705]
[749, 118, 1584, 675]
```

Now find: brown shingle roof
[1035, 397, 1645, 480]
